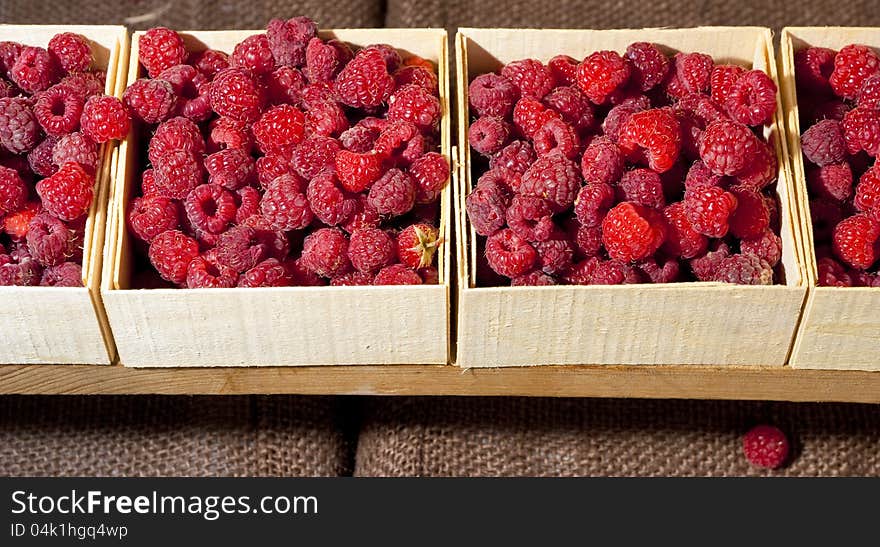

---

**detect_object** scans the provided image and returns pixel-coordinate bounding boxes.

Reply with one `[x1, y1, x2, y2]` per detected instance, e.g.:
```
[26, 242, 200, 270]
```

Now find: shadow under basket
[102, 29, 452, 368]
[781, 27, 880, 371]
[0, 25, 128, 365]
[454, 27, 809, 368]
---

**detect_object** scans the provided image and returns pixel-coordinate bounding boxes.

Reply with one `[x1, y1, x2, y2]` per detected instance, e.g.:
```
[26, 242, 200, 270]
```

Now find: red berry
[3, 201, 40, 241]
[373, 264, 422, 285]
[532, 117, 580, 160]
[148, 230, 199, 284]
[511, 270, 556, 286]
[533, 237, 575, 275]
[301, 227, 351, 278]
[602, 202, 667, 262]
[331, 270, 375, 286]
[574, 182, 615, 228]
[491, 140, 536, 174]
[512, 97, 559, 140]
[148, 116, 205, 165]
[855, 164, 880, 216]
[410, 152, 449, 204]
[466, 178, 509, 237]
[388, 84, 441, 131]
[625, 42, 670, 92]
[857, 73, 880, 110]
[26, 213, 76, 267]
[184, 184, 236, 235]
[808, 163, 853, 202]
[397, 223, 440, 269]
[238, 258, 293, 287]
[368, 168, 416, 217]
[724, 70, 777, 126]
[33, 83, 84, 136]
[215, 225, 274, 273]
[548, 55, 579, 86]
[307, 171, 356, 226]
[0, 165, 27, 214]
[833, 214, 880, 269]
[40, 262, 83, 287]
[266, 16, 316, 68]
[252, 104, 305, 154]
[189, 49, 229, 78]
[580, 136, 623, 186]
[10, 46, 58, 93]
[335, 149, 383, 193]
[710, 64, 745, 104]
[0, 97, 41, 154]
[468, 73, 519, 118]
[673, 52, 713, 95]
[36, 162, 95, 221]
[729, 186, 769, 239]
[139, 28, 186, 78]
[394, 65, 438, 95]
[601, 96, 650, 143]
[507, 195, 555, 242]
[255, 152, 294, 189]
[699, 119, 759, 176]
[735, 139, 777, 191]
[714, 253, 773, 285]
[306, 38, 352, 83]
[741, 229, 783, 268]
[543, 85, 594, 132]
[128, 195, 179, 243]
[153, 151, 204, 200]
[519, 153, 581, 211]
[292, 135, 341, 179]
[684, 186, 738, 238]
[209, 68, 265, 123]
[817, 256, 854, 287]
[205, 148, 254, 190]
[230, 33, 274, 75]
[341, 194, 381, 235]
[501, 58, 555, 99]
[28, 136, 59, 177]
[186, 250, 238, 288]
[235, 186, 261, 224]
[469, 116, 512, 156]
[259, 174, 313, 231]
[348, 227, 396, 273]
[80, 95, 130, 143]
[618, 168, 665, 209]
[373, 120, 425, 164]
[795, 47, 836, 94]
[576, 50, 631, 105]
[618, 107, 681, 173]
[841, 107, 880, 156]
[335, 48, 395, 108]
[123, 78, 177, 124]
[485, 228, 537, 278]
[743, 425, 790, 469]
[48, 32, 91, 73]
[830, 44, 880, 100]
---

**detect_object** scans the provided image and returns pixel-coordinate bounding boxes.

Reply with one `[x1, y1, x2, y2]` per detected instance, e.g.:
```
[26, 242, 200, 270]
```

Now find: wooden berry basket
[101, 29, 452, 367]
[454, 27, 809, 368]
[781, 27, 880, 371]
[0, 25, 127, 365]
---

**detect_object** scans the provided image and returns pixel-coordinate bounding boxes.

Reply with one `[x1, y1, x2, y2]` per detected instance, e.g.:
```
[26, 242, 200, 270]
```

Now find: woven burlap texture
[355, 397, 880, 476]
[0, 396, 354, 477]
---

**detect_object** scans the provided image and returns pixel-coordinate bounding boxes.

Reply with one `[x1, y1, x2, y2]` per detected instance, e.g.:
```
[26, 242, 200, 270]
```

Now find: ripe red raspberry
[576, 50, 631, 105]
[512, 97, 559, 140]
[148, 229, 198, 284]
[80, 95, 129, 143]
[834, 214, 880, 269]
[742, 425, 790, 469]
[255, 153, 294, 188]
[234, 186, 260, 224]
[305, 100, 349, 138]
[618, 107, 681, 173]
[0, 97, 40, 154]
[368, 168, 416, 217]
[33, 84, 84, 137]
[547, 55, 579, 86]
[709, 64, 746, 105]
[795, 47, 836, 94]
[673, 52, 713, 95]
[0, 165, 27, 214]
[186, 250, 237, 288]
[128, 195, 179, 243]
[688, 242, 729, 281]
[373, 120, 425, 165]
[501, 58, 555, 100]
[347, 227, 395, 273]
[396, 223, 439, 270]
[394, 65, 438, 95]
[735, 139, 777, 191]
[469, 116, 512, 156]
[204, 148, 254, 190]
[188, 48, 229, 78]
[266, 16, 316, 68]
[339, 194, 380, 234]
[741, 228, 783, 267]
[228, 33, 273, 75]
[533, 117, 580, 160]
[148, 116, 205, 165]
[214, 224, 272, 273]
[251, 104, 305, 155]
[183, 184, 235, 235]
[684, 186, 738, 238]
[307, 171, 356, 226]
[574, 183, 615, 228]
[0, 258, 42, 286]
[335, 49, 395, 109]
[468, 73, 519, 118]
[855, 165, 880, 217]
[372, 264, 421, 285]
[808, 163, 853, 202]
[635, 256, 679, 284]
[520, 153, 581, 211]
[291, 135, 340, 179]
[301, 227, 351, 278]
[830, 44, 880, 100]
[817, 256, 853, 287]
[48, 32, 91, 74]
[335, 150, 383, 193]
[28, 136, 59, 177]
[410, 152, 449, 204]
[25, 213, 75, 267]
[543, 85, 594, 132]
[724, 70, 777, 127]
[0, 41, 23, 77]
[208, 117, 252, 153]
[699, 119, 759, 176]
[533, 237, 575, 275]
[387, 84, 441, 131]
[713, 253, 773, 285]
[305, 37, 351, 83]
[3, 201, 39, 240]
[466, 178, 509, 237]
[625, 42, 670, 92]
[618, 168, 665, 209]
[157, 64, 209, 120]
[35, 162, 94, 221]
[506, 195, 555, 242]
[857, 73, 880, 111]
[511, 270, 556, 286]
[491, 140, 536, 174]
[485, 228, 537, 278]
[210, 68, 265, 123]
[331, 270, 375, 286]
[259, 174, 313, 231]
[238, 258, 293, 287]
[841, 107, 880, 156]
[602, 202, 667, 262]
[123, 78, 176, 124]
[40, 262, 82, 287]
[729, 186, 769, 239]
[601, 95, 650, 143]
[153, 151, 204, 200]
[580, 137, 623, 186]
[264, 66, 305, 105]
[138, 28, 186, 78]
[9, 46, 58, 93]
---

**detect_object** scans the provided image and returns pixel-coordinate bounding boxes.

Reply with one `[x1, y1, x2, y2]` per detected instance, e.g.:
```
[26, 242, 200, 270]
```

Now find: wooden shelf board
[0, 364, 878, 402]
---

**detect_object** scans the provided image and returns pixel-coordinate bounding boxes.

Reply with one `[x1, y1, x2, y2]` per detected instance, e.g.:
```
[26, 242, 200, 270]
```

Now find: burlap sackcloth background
[1, 0, 879, 476]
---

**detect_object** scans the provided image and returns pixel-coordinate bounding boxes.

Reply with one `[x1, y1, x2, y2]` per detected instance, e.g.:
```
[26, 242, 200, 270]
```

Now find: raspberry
[724, 70, 777, 127]
[40, 262, 82, 287]
[501, 58, 555, 100]
[148, 116, 205, 165]
[373, 120, 424, 164]
[733, 140, 776, 192]
[208, 117, 252, 153]
[710, 64, 746, 105]
[186, 250, 237, 288]
[579, 137, 623, 186]
[148, 230, 199, 284]
[338, 194, 379, 235]
[741, 228, 783, 267]
[259, 174, 313, 231]
[267, 17, 316, 68]
[345, 227, 394, 273]
[857, 73, 880, 111]
[153, 151, 204, 200]
[157, 64, 209, 121]
[183, 184, 235, 235]
[368, 168, 416, 217]
[215, 225, 271, 273]
[601, 96, 650, 143]
[35, 162, 94, 221]
[795, 47, 836, 94]
[618, 168, 665, 209]
[204, 148, 254, 191]
[542, 86, 594, 132]
[234, 186, 260, 224]
[689, 242, 730, 281]
[229, 34, 273, 75]
[834, 214, 880, 269]
[335, 150, 383, 193]
[0, 165, 27, 213]
[210, 68, 265, 123]
[265, 66, 306, 106]
[547, 55, 578, 86]
[330, 270, 375, 286]
[533, 237, 575, 275]
[128, 195, 180, 243]
[47, 32, 91, 74]
[490, 140, 535, 176]
[576, 50, 631, 105]
[394, 223, 439, 270]
[519, 153, 581, 211]
[468, 73, 518, 118]
[533, 117, 580, 160]
[699, 119, 759, 176]
[80, 95, 129, 143]
[33, 83, 84, 137]
[3, 201, 39, 240]
[468, 116, 511, 156]
[637, 257, 680, 284]
[830, 44, 880, 100]
[808, 163, 853, 202]
[138, 28, 186, 78]
[712, 253, 773, 285]
[673, 52, 713, 95]
[618, 107, 681, 173]
[595, 259, 642, 285]
[573, 182, 615, 228]
[123, 78, 176, 124]
[290, 135, 339, 179]
[506, 195, 555, 242]
[602, 202, 666, 262]
[387, 83, 441, 132]
[371, 264, 420, 285]
[729, 186, 769, 239]
[301, 227, 351, 278]
[855, 164, 880, 215]
[0, 97, 40, 154]
[485, 228, 537, 278]
[511, 270, 556, 286]
[394, 65, 438, 95]
[9, 46, 58, 93]
[625, 42, 670, 92]
[188, 49, 229, 78]
[684, 186, 738, 238]
[28, 136, 58, 177]
[512, 97, 559, 140]
[742, 424, 790, 469]
[335, 49, 395, 109]
[817, 256, 853, 287]
[305, 100, 348, 138]
[0, 258, 41, 286]
[307, 171, 356, 226]
[466, 179, 509, 237]
[48, 133, 94, 175]
[255, 153, 294, 188]
[0, 41, 23, 77]
[841, 107, 880, 156]
[25, 213, 75, 267]
[251, 104, 305, 155]
[305, 38, 351, 83]
[410, 152, 449, 204]
[232, 258, 290, 287]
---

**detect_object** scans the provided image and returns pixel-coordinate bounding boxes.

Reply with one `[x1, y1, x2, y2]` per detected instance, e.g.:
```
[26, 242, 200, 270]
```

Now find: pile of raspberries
[796, 43, 880, 287]
[0, 33, 129, 286]
[465, 43, 783, 286]
[126, 19, 448, 288]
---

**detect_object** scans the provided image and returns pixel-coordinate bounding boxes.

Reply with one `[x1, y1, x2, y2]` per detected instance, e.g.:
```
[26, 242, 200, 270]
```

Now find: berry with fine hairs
[48, 33, 92, 73]
[576, 50, 630, 105]
[469, 73, 519, 118]
[35, 162, 94, 221]
[148, 230, 199, 284]
[397, 223, 440, 269]
[139, 28, 187, 78]
[373, 264, 422, 285]
[123, 78, 176, 124]
[128, 195, 180, 243]
[33, 84, 84, 137]
[348, 227, 396, 273]
[602, 202, 667, 262]
[485, 228, 537, 278]
[742, 425, 790, 470]
[80, 95, 130, 143]
[301, 227, 351, 278]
